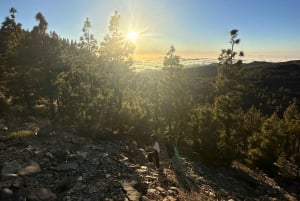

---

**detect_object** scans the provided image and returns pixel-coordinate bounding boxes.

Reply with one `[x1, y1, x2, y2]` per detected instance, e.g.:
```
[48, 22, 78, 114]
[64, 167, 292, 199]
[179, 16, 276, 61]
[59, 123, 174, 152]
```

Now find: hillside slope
[1, 128, 299, 201]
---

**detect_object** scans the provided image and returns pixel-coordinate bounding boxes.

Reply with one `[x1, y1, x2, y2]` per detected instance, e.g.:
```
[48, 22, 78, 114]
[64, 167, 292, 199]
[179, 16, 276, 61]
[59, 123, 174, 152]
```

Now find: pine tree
[282, 99, 300, 160]
[247, 113, 282, 169]
[214, 29, 245, 165]
[99, 10, 135, 133]
[79, 18, 98, 53]
[159, 45, 192, 146]
[191, 105, 220, 163]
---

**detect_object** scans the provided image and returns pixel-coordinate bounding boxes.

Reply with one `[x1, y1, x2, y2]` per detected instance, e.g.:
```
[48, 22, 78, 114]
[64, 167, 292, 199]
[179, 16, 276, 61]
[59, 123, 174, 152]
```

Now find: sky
[1, 0, 300, 62]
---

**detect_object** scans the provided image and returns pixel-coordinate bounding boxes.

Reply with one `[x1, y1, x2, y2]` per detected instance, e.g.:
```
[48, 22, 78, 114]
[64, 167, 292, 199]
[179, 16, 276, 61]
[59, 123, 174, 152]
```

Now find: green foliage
[99, 10, 135, 133]
[79, 18, 98, 53]
[159, 46, 192, 146]
[246, 100, 300, 170]
[247, 113, 282, 169]
[163, 45, 183, 70]
[190, 105, 220, 163]
[0, 8, 32, 112]
[243, 61, 300, 114]
[239, 107, 266, 153]
[213, 29, 245, 165]
[34, 12, 48, 35]
[281, 99, 300, 160]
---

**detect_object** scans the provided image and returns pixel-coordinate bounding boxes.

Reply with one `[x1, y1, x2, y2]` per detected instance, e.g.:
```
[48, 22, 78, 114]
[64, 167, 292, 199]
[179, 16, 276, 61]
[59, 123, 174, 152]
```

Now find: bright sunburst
[127, 31, 138, 41]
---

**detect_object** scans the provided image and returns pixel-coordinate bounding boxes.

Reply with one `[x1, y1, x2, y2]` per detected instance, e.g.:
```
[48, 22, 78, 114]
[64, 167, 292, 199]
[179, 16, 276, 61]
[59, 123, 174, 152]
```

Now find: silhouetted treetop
[109, 10, 120, 33]
[34, 12, 48, 35]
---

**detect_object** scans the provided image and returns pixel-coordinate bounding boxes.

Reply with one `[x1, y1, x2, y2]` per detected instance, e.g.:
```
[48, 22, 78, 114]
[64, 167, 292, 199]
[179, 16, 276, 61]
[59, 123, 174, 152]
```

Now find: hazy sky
[1, 0, 300, 61]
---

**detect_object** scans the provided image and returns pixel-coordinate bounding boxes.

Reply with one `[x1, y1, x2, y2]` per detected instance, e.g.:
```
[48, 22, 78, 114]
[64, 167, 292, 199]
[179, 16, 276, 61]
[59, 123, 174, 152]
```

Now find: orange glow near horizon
[132, 50, 219, 61]
[133, 52, 164, 61]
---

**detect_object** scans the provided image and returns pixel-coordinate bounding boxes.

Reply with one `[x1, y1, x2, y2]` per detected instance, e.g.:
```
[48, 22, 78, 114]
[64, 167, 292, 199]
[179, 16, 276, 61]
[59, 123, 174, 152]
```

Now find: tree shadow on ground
[190, 160, 294, 201]
[170, 151, 199, 192]
[272, 174, 300, 200]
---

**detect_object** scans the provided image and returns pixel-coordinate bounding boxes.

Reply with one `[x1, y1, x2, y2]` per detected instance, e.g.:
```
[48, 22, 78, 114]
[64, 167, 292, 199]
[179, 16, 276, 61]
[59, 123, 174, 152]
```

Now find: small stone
[209, 191, 216, 197]
[167, 190, 175, 196]
[1, 188, 13, 199]
[147, 188, 156, 194]
[28, 188, 57, 201]
[136, 168, 148, 174]
[141, 195, 151, 201]
[155, 186, 165, 192]
[122, 182, 141, 201]
[1, 173, 18, 181]
[18, 161, 41, 176]
[1, 160, 21, 177]
[45, 152, 55, 159]
[163, 195, 177, 201]
[77, 176, 83, 181]
[169, 186, 179, 194]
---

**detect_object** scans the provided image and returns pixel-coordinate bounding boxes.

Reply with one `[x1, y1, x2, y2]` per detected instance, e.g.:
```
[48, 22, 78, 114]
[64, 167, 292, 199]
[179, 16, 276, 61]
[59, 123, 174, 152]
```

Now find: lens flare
[127, 31, 138, 41]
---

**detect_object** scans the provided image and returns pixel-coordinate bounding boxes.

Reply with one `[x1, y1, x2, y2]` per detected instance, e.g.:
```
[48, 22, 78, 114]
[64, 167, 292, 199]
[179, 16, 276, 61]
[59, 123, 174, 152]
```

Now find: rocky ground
[0, 127, 300, 201]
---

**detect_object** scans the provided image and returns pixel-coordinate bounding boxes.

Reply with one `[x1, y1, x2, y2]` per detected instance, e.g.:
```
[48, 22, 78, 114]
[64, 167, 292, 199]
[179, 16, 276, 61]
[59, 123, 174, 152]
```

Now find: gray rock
[45, 152, 55, 159]
[122, 182, 141, 201]
[0, 120, 8, 131]
[147, 188, 157, 194]
[167, 189, 176, 196]
[1, 160, 21, 177]
[209, 191, 216, 197]
[1, 188, 13, 199]
[163, 195, 177, 201]
[141, 195, 151, 201]
[136, 166, 148, 174]
[28, 188, 57, 201]
[169, 186, 179, 194]
[1, 185, 27, 201]
[155, 186, 165, 192]
[18, 161, 41, 176]
[1, 173, 18, 181]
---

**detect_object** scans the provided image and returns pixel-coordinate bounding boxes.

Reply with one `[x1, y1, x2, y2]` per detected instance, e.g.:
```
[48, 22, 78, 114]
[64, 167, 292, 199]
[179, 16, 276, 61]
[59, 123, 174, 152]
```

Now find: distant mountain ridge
[133, 58, 300, 72]
[184, 59, 300, 113]
[184, 59, 300, 69]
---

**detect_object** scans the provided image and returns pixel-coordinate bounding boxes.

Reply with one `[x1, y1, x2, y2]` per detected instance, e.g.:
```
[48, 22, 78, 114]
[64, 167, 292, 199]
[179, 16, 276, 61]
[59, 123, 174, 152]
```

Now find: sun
[127, 31, 138, 41]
